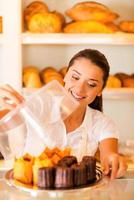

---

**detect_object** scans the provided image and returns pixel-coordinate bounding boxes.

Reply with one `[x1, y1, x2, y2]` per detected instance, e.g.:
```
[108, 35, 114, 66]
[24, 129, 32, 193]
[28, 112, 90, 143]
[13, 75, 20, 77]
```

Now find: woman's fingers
[0, 97, 17, 110]
[116, 156, 128, 178]
[3, 84, 24, 102]
[102, 154, 127, 180]
[0, 85, 24, 106]
[110, 154, 119, 180]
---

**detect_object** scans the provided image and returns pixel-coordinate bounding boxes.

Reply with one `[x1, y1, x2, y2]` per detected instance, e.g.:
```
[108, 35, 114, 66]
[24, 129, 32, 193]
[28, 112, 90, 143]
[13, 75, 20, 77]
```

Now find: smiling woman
[0, 49, 127, 180]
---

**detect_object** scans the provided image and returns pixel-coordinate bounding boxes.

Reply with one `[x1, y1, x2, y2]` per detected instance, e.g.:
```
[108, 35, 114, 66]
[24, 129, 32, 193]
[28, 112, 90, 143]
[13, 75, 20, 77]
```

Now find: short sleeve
[93, 112, 119, 142]
[98, 115, 119, 142]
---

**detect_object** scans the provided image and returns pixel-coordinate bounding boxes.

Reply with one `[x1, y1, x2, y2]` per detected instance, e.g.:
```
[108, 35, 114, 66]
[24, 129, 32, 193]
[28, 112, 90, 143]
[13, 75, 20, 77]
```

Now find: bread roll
[65, 2, 119, 23]
[119, 21, 134, 33]
[23, 66, 39, 74]
[40, 67, 57, 81]
[23, 72, 43, 88]
[0, 16, 2, 33]
[106, 75, 122, 88]
[64, 21, 115, 33]
[45, 74, 64, 85]
[123, 78, 134, 88]
[27, 12, 62, 33]
[24, 1, 49, 22]
[59, 67, 68, 77]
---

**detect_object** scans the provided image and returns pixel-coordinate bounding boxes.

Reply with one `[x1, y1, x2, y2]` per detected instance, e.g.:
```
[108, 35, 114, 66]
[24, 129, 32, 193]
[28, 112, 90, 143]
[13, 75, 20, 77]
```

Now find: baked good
[65, 2, 119, 23]
[23, 66, 39, 74]
[13, 158, 33, 184]
[105, 22, 119, 32]
[0, 152, 3, 159]
[59, 67, 68, 77]
[40, 67, 57, 81]
[72, 163, 87, 186]
[23, 72, 43, 88]
[123, 78, 134, 88]
[119, 21, 134, 33]
[24, 1, 49, 22]
[106, 75, 122, 88]
[64, 21, 116, 33]
[57, 155, 78, 167]
[52, 11, 66, 27]
[0, 16, 2, 33]
[55, 166, 74, 188]
[38, 167, 55, 188]
[27, 12, 62, 33]
[82, 156, 96, 182]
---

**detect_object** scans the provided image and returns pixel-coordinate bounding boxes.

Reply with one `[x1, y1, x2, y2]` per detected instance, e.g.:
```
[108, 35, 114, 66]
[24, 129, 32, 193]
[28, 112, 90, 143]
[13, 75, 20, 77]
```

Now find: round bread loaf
[27, 12, 62, 33]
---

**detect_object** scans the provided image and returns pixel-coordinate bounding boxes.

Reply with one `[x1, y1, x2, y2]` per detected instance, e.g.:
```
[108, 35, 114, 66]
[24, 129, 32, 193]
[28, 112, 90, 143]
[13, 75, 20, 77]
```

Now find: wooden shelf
[103, 88, 134, 100]
[23, 88, 134, 100]
[22, 32, 134, 45]
[0, 34, 3, 44]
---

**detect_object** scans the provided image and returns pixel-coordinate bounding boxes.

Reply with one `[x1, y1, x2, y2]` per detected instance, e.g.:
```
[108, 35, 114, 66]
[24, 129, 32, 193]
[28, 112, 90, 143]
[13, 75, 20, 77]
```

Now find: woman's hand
[101, 153, 128, 180]
[0, 84, 24, 110]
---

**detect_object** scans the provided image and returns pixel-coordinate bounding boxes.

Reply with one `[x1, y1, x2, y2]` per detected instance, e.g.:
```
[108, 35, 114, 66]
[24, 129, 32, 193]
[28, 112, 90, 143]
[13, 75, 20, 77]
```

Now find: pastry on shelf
[27, 12, 63, 33]
[63, 20, 116, 33]
[65, 1, 119, 23]
[105, 22, 119, 32]
[119, 21, 134, 33]
[23, 72, 43, 88]
[51, 11, 66, 28]
[122, 78, 134, 88]
[24, 1, 49, 22]
[40, 67, 64, 85]
[59, 66, 68, 77]
[0, 16, 2, 33]
[106, 75, 122, 88]
[23, 66, 39, 74]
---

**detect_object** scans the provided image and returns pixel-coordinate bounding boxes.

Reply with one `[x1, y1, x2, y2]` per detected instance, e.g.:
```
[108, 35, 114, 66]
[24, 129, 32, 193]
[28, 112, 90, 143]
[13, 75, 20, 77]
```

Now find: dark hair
[68, 49, 110, 112]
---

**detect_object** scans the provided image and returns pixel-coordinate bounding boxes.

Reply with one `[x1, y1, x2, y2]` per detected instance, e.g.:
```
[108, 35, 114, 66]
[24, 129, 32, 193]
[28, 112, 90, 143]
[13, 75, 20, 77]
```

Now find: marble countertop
[0, 160, 134, 200]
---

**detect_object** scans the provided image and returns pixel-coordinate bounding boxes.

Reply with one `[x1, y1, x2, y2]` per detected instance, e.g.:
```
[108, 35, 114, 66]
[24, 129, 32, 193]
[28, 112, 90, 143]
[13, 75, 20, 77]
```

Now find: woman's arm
[99, 138, 127, 179]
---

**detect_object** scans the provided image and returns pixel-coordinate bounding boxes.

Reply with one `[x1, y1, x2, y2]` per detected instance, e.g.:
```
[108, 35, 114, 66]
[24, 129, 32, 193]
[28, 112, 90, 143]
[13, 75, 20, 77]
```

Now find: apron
[72, 110, 93, 162]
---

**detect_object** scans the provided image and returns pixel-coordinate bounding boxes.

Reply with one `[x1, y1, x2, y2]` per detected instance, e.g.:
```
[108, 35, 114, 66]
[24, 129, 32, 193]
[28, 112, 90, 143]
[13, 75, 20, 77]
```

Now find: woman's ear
[97, 90, 102, 97]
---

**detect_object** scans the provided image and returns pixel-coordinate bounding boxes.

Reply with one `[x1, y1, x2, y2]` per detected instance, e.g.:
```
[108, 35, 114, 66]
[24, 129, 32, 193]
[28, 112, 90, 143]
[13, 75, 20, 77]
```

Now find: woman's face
[64, 58, 104, 107]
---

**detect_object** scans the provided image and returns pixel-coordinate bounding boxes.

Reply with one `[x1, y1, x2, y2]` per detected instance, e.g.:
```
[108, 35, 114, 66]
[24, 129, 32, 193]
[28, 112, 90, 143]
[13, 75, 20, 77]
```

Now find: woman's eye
[72, 75, 79, 80]
[87, 83, 96, 88]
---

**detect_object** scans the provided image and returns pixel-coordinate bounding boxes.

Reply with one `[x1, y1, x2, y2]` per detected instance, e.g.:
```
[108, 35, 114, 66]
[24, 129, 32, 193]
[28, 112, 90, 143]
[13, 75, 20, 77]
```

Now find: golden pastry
[27, 12, 62, 33]
[23, 72, 43, 88]
[59, 67, 68, 77]
[0, 16, 2, 33]
[14, 158, 33, 184]
[24, 1, 49, 22]
[123, 78, 134, 88]
[64, 21, 115, 33]
[65, 2, 119, 23]
[23, 66, 39, 74]
[106, 75, 122, 88]
[119, 21, 134, 33]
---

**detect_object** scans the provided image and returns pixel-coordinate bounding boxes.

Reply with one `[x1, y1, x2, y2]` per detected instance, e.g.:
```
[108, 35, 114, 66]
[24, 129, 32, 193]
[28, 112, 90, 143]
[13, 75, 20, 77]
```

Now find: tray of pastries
[5, 147, 103, 193]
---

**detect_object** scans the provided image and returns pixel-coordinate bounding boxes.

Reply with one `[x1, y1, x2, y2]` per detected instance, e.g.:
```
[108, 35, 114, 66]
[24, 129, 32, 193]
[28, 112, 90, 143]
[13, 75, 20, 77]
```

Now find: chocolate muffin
[57, 155, 77, 167]
[72, 163, 87, 187]
[82, 156, 96, 182]
[0, 152, 3, 159]
[55, 166, 74, 188]
[37, 167, 55, 189]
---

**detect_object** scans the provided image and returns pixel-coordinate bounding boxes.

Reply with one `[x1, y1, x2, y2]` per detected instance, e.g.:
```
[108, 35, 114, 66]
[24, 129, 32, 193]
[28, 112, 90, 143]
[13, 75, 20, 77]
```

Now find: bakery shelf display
[103, 88, 134, 100]
[22, 32, 134, 45]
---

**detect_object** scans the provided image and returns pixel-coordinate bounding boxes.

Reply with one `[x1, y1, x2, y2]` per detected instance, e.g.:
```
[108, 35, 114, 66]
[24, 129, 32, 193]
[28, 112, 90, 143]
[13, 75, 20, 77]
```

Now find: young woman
[0, 49, 127, 179]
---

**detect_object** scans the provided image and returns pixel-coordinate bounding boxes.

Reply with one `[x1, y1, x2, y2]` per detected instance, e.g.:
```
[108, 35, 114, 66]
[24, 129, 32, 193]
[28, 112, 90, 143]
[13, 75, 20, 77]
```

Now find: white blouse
[66, 107, 119, 160]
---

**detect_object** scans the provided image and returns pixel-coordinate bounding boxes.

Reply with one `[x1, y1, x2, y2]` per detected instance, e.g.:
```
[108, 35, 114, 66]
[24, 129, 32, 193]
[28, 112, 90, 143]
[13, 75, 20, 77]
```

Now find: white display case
[0, 0, 134, 142]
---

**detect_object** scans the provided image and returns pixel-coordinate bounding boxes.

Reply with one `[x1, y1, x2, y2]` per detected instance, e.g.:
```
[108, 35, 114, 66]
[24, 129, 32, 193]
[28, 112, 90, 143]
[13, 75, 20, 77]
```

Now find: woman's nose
[75, 81, 86, 94]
